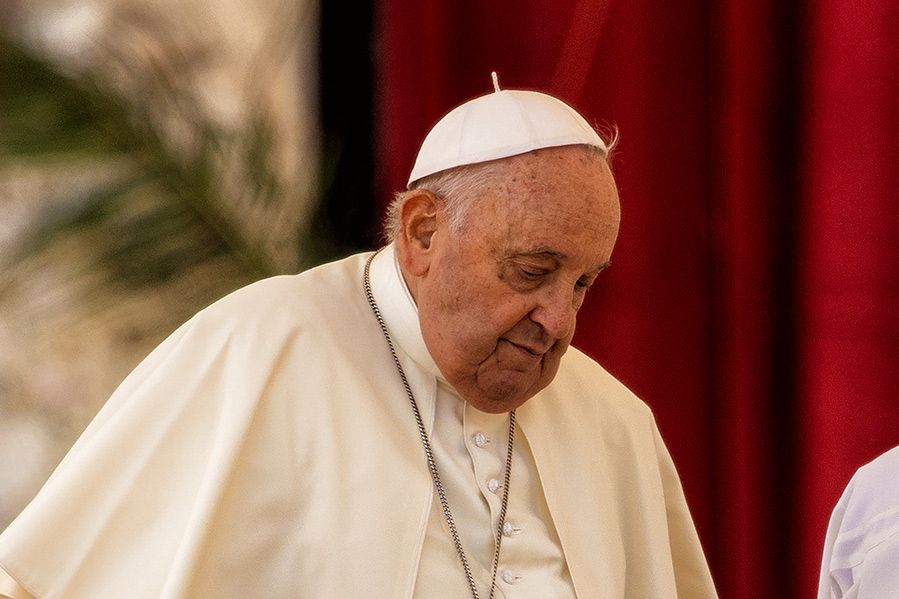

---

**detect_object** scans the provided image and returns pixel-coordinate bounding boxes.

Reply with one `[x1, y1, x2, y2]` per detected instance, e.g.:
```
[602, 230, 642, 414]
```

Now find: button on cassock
[501, 569, 519, 584]
[471, 432, 489, 448]
[502, 521, 520, 537]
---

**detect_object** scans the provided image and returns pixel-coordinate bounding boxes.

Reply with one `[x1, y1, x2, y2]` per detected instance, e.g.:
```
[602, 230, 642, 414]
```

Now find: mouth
[503, 339, 547, 360]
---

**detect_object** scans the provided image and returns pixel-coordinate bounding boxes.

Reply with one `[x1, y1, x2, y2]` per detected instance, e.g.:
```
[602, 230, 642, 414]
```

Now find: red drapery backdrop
[373, 1, 898, 596]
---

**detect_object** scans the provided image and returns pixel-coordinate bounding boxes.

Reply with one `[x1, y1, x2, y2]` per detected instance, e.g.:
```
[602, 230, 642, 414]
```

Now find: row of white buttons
[472, 430, 522, 585]
[474, 433, 502, 494]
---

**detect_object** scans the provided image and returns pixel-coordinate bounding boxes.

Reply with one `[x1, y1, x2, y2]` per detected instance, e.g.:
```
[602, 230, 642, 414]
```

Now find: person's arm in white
[818, 446, 899, 599]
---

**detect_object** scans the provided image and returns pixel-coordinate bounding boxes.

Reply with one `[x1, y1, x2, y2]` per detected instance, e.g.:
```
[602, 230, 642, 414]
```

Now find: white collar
[368, 243, 447, 384]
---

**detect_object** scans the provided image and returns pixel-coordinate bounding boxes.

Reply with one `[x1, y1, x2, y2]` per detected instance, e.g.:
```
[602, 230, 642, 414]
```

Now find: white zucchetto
[408, 73, 607, 187]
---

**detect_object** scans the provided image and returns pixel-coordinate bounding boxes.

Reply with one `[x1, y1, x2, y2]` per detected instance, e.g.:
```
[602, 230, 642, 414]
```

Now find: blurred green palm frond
[0, 38, 133, 158]
[0, 5, 305, 314]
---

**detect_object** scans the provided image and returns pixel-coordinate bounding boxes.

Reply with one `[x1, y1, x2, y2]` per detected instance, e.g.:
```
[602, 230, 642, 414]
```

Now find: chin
[467, 396, 523, 414]
[448, 364, 554, 413]
[464, 380, 541, 414]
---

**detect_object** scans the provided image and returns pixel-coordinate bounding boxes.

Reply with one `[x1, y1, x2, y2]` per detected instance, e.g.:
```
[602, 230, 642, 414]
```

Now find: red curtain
[373, 1, 898, 596]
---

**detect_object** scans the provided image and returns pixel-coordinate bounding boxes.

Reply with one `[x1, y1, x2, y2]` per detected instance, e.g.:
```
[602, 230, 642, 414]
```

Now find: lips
[503, 338, 548, 358]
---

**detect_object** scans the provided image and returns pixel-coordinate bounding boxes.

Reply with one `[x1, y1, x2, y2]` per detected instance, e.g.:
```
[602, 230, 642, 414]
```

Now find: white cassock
[0, 244, 717, 598]
[818, 446, 899, 599]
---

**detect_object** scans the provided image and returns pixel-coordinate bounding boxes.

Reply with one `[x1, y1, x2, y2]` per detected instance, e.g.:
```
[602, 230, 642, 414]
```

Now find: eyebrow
[509, 247, 611, 274]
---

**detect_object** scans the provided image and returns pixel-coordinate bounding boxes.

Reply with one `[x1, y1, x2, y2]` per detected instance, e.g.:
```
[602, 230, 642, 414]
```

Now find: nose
[530, 284, 578, 340]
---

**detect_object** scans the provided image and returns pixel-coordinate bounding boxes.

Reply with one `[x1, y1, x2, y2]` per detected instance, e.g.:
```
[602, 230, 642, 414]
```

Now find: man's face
[413, 146, 621, 413]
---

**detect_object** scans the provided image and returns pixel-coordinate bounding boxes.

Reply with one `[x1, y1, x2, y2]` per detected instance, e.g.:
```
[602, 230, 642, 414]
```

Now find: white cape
[0, 247, 716, 598]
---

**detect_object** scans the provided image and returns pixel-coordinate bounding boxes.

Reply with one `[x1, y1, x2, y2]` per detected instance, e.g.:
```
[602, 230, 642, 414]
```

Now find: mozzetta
[0, 245, 715, 598]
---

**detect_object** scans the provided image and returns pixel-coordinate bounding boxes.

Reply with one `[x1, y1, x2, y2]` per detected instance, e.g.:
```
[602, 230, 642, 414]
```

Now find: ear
[395, 189, 441, 277]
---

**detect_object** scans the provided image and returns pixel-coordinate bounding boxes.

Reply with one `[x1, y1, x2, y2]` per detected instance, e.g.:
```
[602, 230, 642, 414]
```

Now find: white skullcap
[407, 72, 606, 187]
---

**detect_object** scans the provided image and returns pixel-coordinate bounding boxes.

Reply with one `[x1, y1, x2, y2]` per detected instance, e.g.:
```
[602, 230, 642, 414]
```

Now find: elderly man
[0, 79, 716, 598]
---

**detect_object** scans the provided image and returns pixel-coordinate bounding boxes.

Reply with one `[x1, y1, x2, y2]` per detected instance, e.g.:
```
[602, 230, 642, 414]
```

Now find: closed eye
[519, 266, 548, 279]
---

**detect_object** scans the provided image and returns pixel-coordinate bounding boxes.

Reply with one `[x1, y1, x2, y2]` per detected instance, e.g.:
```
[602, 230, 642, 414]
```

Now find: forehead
[465, 147, 620, 264]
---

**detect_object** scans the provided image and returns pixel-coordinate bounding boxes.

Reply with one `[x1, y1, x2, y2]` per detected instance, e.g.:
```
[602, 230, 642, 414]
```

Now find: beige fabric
[386, 249, 575, 597]
[414, 385, 576, 598]
[0, 245, 717, 598]
[0, 567, 34, 599]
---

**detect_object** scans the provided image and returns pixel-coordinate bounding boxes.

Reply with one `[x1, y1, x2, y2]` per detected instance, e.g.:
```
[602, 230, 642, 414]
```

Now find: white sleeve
[817, 447, 899, 599]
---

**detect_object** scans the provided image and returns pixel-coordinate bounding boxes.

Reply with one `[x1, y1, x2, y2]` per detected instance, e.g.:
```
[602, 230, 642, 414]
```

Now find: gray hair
[382, 135, 617, 243]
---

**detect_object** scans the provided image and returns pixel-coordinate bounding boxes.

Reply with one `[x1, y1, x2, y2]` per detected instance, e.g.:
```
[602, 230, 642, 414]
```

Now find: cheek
[456, 291, 522, 336]
[534, 346, 566, 388]
[429, 304, 500, 366]
[433, 272, 535, 360]
[543, 328, 574, 368]
[565, 313, 579, 343]
[450, 309, 525, 370]
[546, 339, 570, 363]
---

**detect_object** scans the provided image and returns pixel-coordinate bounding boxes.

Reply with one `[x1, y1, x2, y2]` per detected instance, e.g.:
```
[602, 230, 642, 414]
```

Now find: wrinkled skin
[397, 145, 621, 413]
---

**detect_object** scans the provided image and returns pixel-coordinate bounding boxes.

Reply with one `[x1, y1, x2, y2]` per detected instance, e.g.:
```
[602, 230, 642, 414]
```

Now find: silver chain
[363, 251, 516, 599]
